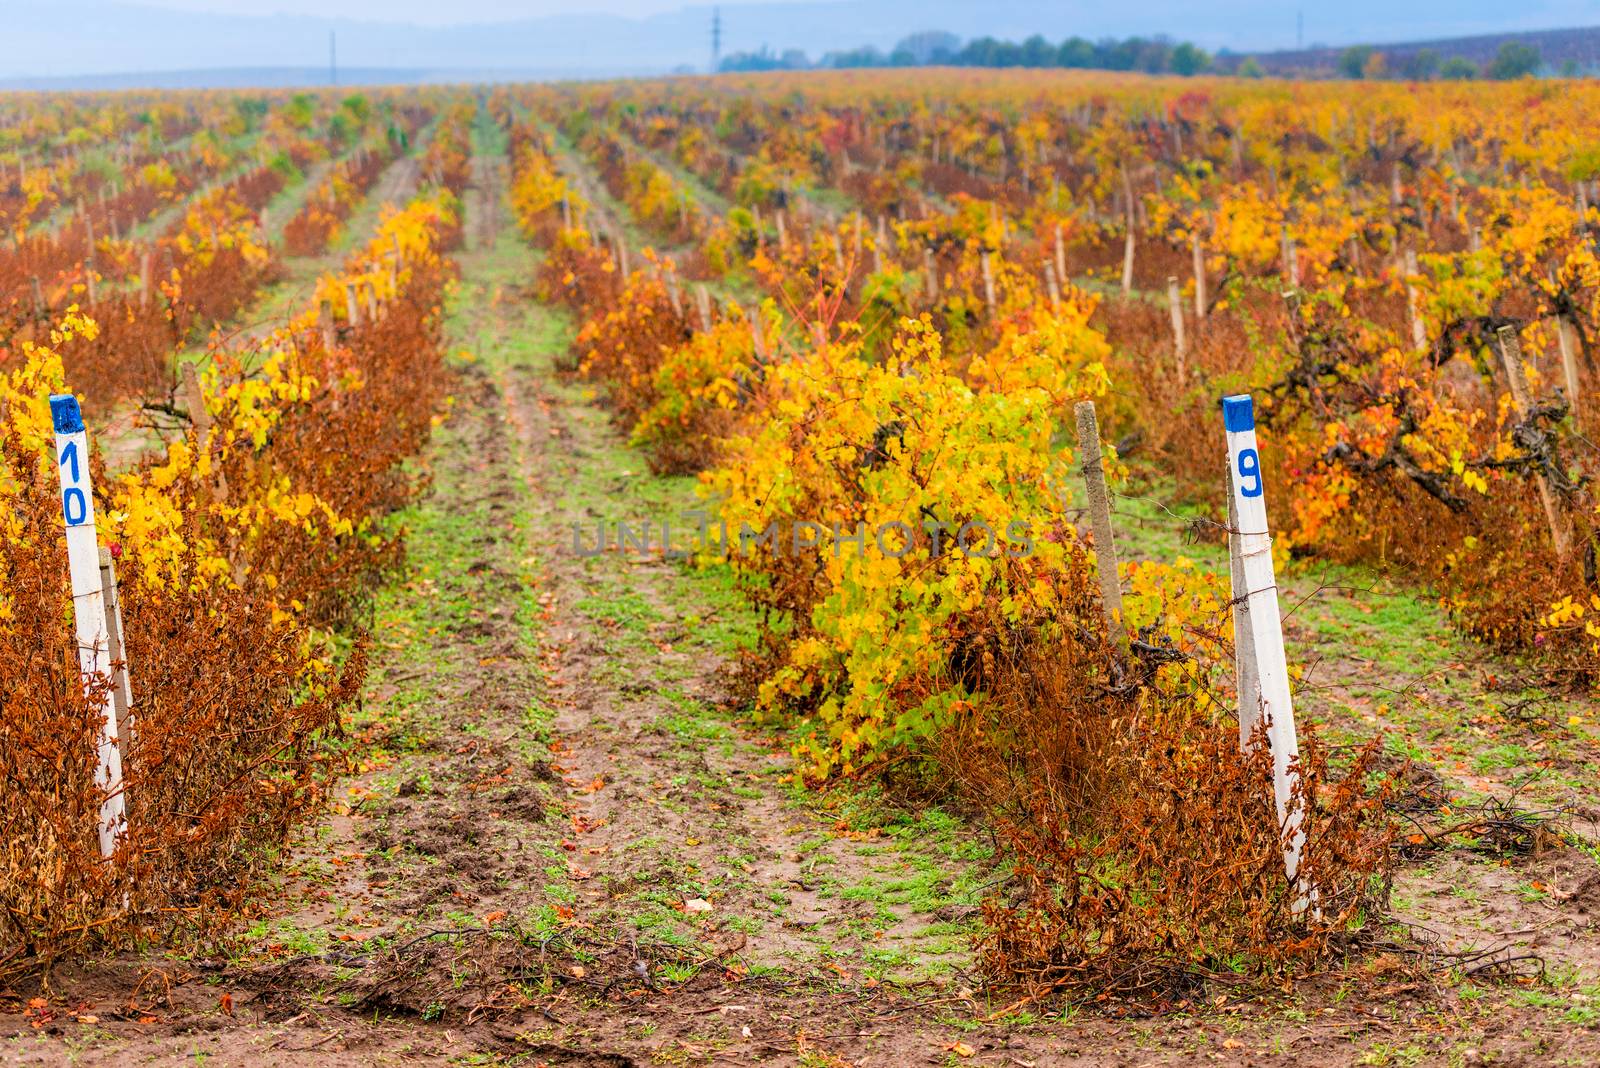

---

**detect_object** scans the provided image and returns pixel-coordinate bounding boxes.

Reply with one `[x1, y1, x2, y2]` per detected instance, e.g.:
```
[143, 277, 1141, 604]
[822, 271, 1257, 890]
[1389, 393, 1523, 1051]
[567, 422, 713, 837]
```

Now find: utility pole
[710, 7, 721, 74]
[330, 30, 338, 86]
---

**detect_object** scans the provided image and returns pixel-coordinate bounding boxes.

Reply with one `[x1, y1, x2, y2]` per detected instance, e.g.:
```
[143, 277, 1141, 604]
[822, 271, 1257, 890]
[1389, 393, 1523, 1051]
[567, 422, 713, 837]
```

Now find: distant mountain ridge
[1243, 23, 1600, 74]
[2, 0, 1596, 86]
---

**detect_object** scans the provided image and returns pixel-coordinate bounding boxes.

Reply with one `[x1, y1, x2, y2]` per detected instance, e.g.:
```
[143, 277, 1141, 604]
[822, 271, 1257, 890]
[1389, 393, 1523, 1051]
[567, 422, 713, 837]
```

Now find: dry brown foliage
[945, 625, 1396, 1007]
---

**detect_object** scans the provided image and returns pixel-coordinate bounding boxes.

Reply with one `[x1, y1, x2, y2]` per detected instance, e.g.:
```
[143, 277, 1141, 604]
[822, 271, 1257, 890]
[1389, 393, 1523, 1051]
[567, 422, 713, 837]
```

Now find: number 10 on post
[51, 393, 128, 860]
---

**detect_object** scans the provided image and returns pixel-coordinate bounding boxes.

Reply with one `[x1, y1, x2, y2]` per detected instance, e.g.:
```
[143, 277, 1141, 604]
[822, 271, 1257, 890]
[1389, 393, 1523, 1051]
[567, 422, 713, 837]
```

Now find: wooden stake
[1192, 231, 1207, 318]
[1167, 275, 1187, 374]
[748, 305, 767, 361]
[1496, 326, 1571, 558]
[695, 285, 712, 333]
[1120, 218, 1136, 295]
[1073, 401, 1125, 645]
[1557, 313, 1582, 412]
[1404, 249, 1426, 351]
[1121, 164, 1136, 295]
[98, 547, 134, 761]
[181, 361, 230, 504]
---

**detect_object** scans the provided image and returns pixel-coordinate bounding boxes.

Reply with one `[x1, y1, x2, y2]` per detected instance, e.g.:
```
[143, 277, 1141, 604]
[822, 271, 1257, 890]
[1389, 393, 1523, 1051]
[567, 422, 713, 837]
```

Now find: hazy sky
[13, 0, 1592, 84]
[138, 0, 772, 23]
[126, 0, 1600, 37]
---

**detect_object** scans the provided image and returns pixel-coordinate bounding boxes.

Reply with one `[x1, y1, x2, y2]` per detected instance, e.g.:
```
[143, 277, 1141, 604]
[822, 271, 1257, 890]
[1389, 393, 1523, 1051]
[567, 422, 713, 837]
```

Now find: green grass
[1108, 483, 1599, 808]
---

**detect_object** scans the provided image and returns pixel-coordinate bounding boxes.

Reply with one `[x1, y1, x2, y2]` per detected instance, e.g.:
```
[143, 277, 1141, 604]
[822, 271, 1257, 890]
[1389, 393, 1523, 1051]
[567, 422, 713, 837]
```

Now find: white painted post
[51, 394, 128, 859]
[1222, 394, 1308, 910]
[1227, 461, 1260, 750]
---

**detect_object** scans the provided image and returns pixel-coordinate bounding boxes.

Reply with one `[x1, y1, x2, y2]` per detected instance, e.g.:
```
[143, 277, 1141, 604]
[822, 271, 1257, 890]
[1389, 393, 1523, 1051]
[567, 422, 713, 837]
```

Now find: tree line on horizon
[716, 30, 1558, 81]
[719, 31, 1213, 76]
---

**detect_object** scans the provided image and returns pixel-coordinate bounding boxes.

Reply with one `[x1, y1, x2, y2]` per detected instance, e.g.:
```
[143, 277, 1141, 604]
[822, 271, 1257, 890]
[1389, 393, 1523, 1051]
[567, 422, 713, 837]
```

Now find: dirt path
[7, 137, 1600, 1067]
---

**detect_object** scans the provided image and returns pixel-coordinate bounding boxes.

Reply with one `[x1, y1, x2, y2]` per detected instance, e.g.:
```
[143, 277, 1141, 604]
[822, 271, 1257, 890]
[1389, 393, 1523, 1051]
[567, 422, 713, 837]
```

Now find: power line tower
[711, 7, 721, 74]
[330, 30, 338, 86]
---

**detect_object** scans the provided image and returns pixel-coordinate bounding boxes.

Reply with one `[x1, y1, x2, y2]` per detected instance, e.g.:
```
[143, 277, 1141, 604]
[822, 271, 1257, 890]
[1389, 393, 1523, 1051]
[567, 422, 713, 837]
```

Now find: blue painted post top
[50, 394, 84, 434]
[1221, 394, 1255, 433]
